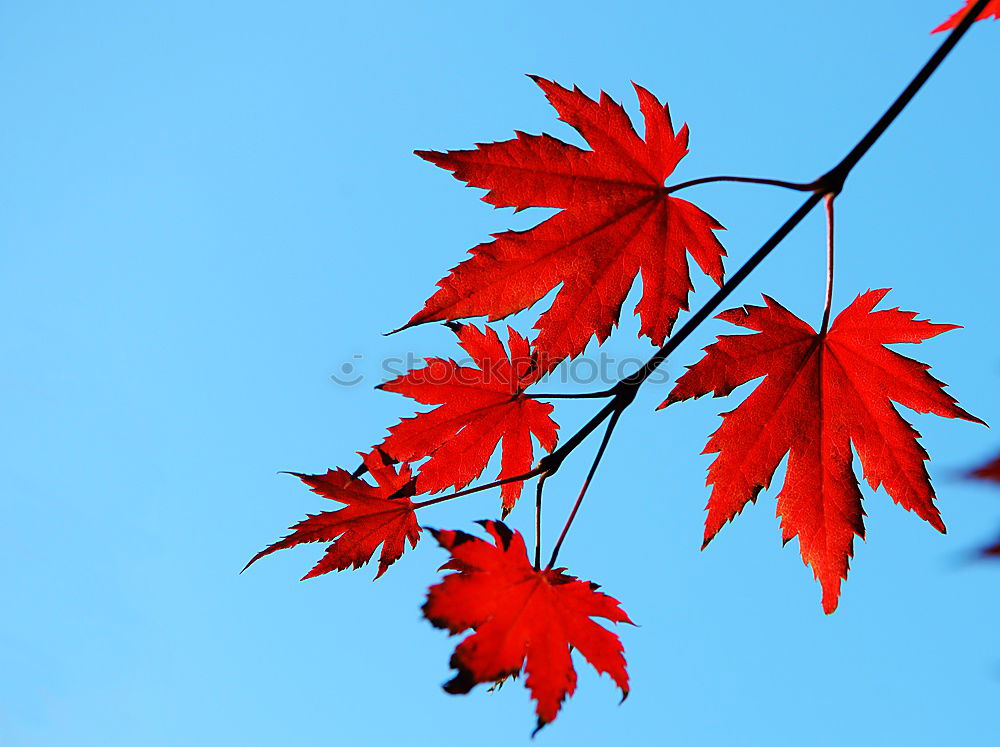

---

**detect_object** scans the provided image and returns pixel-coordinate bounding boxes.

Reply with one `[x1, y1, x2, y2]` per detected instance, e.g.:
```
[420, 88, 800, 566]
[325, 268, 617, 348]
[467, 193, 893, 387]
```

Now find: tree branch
[405, 5, 988, 538]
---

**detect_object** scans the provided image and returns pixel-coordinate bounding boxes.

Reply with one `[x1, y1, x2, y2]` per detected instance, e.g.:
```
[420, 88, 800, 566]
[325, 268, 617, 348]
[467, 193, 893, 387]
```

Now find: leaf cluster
[245, 4, 997, 732]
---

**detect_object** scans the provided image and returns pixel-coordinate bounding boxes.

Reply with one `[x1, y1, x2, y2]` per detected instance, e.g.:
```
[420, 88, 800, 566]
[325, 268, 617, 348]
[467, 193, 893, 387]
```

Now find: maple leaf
[932, 0, 1000, 32]
[423, 520, 632, 733]
[379, 324, 558, 513]
[661, 289, 984, 613]
[244, 450, 420, 580]
[402, 76, 726, 371]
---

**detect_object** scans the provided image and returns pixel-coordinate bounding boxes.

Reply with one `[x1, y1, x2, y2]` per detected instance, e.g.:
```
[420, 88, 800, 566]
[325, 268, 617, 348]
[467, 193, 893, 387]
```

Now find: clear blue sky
[1, 1, 997, 745]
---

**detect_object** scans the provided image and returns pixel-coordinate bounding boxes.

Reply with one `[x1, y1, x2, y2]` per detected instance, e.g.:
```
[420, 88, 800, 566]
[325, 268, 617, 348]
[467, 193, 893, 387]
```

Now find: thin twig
[546, 408, 624, 570]
[534, 475, 547, 570]
[666, 175, 815, 194]
[525, 390, 615, 400]
[820, 194, 836, 334]
[411, 468, 543, 509]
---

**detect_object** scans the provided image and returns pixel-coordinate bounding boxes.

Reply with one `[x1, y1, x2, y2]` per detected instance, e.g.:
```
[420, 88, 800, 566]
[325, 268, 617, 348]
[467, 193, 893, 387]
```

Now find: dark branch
[400, 6, 988, 539]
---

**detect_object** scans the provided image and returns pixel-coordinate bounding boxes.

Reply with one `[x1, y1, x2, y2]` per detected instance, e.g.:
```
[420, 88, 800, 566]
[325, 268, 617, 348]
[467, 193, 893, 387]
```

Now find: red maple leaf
[423, 520, 632, 733]
[403, 76, 726, 371]
[933, 0, 1000, 32]
[379, 324, 558, 513]
[661, 289, 984, 613]
[244, 450, 420, 580]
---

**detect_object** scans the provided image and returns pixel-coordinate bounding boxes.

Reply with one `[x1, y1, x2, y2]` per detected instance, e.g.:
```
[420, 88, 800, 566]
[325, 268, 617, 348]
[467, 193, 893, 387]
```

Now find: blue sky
[1, 1, 997, 745]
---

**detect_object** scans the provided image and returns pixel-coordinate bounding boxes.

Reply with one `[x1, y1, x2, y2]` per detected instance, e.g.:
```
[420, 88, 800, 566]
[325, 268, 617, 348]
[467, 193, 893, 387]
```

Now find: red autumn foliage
[245, 450, 420, 580]
[662, 290, 984, 613]
[379, 323, 558, 512]
[403, 76, 726, 371]
[933, 0, 1000, 32]
[423, 521, 632, 733]
[252, 11, 996, 729]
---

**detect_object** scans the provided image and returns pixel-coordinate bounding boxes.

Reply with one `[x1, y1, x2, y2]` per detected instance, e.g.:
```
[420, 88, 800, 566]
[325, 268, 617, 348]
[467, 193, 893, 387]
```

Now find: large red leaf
[933, 0, 1000, 32]
[662, 289, 984, 613]
[379, 324, 558, 512]
[244, 450, 420, 580]
[423, 520, 631, 733]
[403, 77, 726, 371]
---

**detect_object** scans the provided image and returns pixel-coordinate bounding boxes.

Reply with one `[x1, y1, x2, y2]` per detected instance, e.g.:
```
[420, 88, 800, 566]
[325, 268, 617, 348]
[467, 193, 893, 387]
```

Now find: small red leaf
[245, 450, 420, 579]
[380, 324, 558, 512]
[663, 290, 984, 613]
[423, 521, 632, 733]
[932, 0, 1000, 33]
